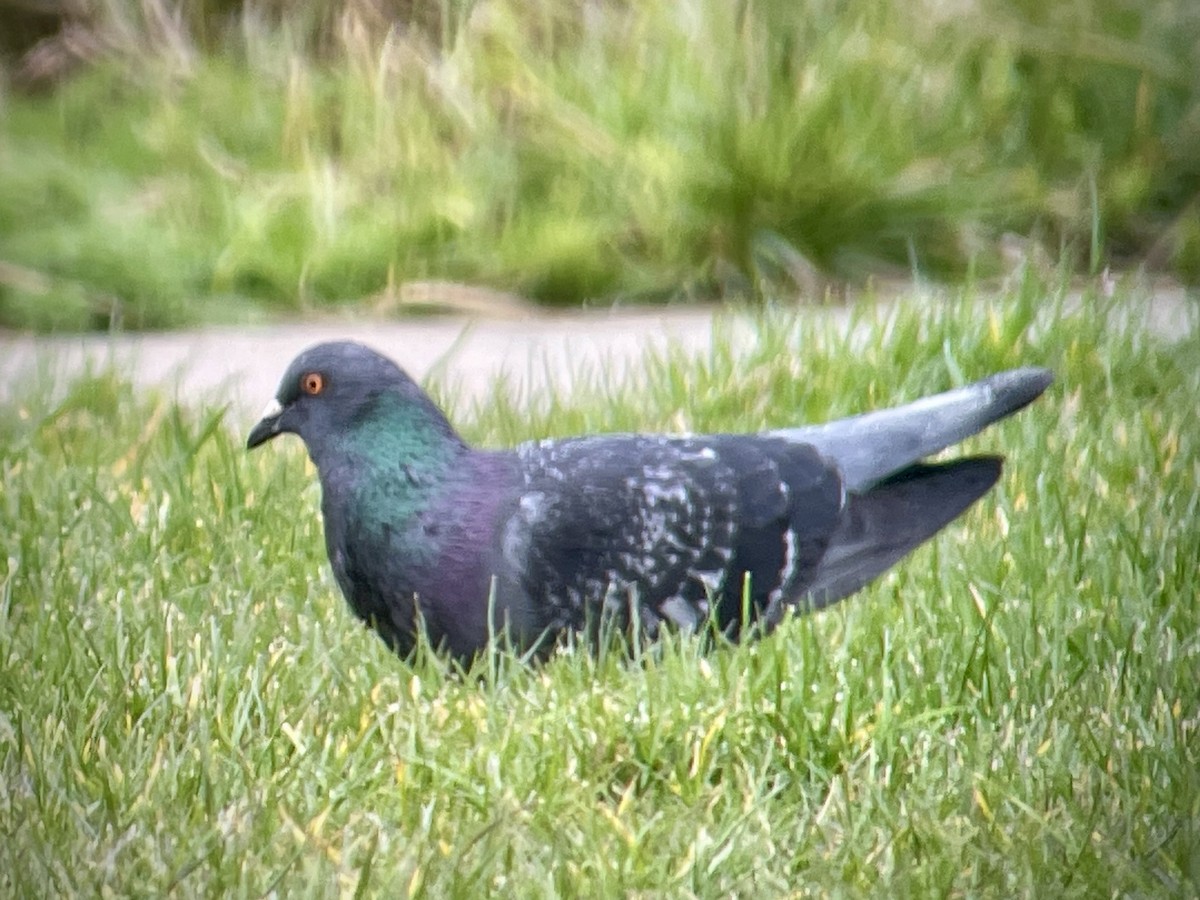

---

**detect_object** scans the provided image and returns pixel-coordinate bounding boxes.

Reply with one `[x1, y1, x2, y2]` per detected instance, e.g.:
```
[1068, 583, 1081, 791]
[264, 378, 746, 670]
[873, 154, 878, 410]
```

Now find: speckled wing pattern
[507, 434, 846, 638]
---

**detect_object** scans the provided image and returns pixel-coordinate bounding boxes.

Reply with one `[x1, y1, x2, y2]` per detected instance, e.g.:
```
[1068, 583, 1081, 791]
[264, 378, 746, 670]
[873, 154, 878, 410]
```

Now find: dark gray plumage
[247, 342, 1051, 663]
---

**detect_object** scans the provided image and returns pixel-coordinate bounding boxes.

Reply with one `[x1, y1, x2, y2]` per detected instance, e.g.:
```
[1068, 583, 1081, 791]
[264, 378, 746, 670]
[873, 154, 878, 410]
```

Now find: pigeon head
[246, 341, 461, 466]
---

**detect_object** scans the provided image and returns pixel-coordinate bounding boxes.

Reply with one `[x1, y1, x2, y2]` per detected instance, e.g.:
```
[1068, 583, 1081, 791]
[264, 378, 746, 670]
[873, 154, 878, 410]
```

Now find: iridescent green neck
[335, 392, 464, 479]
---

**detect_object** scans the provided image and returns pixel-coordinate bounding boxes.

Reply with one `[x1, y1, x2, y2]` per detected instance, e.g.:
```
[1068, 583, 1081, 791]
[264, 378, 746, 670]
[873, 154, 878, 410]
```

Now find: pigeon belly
[322, 450, 533, 660]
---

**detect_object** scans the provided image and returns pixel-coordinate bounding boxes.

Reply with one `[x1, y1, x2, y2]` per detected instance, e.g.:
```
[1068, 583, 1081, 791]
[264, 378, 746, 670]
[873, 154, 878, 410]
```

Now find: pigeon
[247, 341, 1051, 663]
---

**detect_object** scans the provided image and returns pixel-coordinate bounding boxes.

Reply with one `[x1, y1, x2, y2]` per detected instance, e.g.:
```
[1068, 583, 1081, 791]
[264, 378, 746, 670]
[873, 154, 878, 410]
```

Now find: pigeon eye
[301, 372, 325, 396]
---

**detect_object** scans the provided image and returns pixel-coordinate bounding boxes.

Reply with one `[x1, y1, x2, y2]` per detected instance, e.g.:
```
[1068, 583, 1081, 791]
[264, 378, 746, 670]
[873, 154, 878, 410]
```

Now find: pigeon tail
[801, 456, 1003, 609]
[773, 367, 1052, 491]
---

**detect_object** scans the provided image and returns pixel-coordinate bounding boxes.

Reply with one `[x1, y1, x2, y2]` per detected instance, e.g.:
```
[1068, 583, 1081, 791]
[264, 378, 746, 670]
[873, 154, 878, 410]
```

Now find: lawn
[1, 277, 1197, 896]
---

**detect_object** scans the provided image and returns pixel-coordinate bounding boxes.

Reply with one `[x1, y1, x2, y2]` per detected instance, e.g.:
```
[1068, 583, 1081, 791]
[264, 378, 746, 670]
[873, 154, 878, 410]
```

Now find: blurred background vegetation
[1, 0, 1198, 330]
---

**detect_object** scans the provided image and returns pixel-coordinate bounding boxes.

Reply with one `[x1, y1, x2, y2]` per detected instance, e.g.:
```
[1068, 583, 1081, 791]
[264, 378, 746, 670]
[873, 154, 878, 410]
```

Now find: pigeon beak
[247, 398, 286, 449]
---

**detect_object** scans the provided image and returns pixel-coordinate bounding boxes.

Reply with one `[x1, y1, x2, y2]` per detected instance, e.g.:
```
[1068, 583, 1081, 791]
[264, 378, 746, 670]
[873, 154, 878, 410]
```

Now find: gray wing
[495, 367, 1052, 647]
[507, 436, 742, 638]
[503, 434, 851, 641]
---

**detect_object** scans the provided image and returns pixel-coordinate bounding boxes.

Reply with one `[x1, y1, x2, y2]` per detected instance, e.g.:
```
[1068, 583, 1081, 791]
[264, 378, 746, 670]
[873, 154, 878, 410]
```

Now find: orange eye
[301, 372, 325, 396]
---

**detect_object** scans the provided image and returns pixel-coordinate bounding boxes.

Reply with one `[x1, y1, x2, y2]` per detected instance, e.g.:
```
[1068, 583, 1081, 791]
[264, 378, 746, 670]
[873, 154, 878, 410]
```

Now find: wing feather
[511, 436, 739, 637]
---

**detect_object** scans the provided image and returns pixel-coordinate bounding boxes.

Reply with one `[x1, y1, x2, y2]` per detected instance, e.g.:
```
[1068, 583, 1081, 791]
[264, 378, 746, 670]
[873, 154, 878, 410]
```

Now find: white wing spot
[519, 491, 548, 522]
[660, 596, 699, 632]
[691, 568, 724, 595]
[767, 527, 799, 608]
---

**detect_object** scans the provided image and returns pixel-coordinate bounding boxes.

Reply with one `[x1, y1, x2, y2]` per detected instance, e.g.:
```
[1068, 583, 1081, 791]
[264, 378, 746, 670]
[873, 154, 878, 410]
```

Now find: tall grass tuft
[1, 0, 1198, 329]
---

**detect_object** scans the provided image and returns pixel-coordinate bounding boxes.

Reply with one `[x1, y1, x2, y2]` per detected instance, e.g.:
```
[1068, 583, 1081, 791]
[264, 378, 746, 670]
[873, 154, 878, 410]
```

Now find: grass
[1, 276, 1198, 896]
[2, 0, 1199, 329]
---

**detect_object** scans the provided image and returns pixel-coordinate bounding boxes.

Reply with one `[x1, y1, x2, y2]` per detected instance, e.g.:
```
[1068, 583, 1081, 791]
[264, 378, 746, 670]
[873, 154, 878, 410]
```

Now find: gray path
[1, 286, 1192, 423]
[1, 307, 754, 422]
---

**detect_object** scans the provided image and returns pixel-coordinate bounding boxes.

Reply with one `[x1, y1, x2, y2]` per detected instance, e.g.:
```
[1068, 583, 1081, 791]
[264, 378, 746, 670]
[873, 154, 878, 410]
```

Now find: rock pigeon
[247, 341, 1051, 663]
